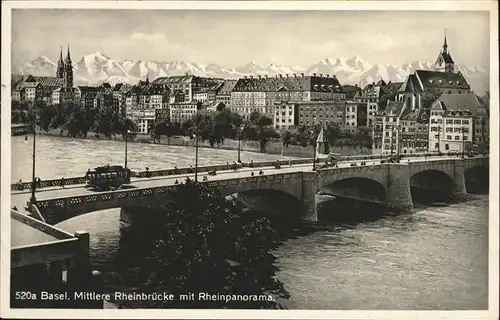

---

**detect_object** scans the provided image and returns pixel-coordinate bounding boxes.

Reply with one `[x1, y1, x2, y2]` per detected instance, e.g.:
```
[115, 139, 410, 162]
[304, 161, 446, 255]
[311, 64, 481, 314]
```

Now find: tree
[116, 181, 290, 309]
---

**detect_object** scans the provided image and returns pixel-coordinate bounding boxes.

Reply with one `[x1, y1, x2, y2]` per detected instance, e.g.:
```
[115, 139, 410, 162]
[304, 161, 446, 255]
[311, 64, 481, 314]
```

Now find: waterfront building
[354, 80, 403, 127]
[275, 100, 350, 130]
[433, 92, 489, 146]
[11, 74, 63, 103]
[231, 73, 346, 121]
[170, 101, 201, 124]
[155, 107, 170, 122]
[215, 79, 238, 107]
[112, 83, 134, 114]
[192, 83, 221, 103]
[153, 74, 223, 103]
[373, 100, 405, 156]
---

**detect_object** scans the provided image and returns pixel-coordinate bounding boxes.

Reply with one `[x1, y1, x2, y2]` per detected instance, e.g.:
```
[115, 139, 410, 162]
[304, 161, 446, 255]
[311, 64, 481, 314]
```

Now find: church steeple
[434, 30, 455, 74]
[442, 29, 448, 54]
[63, 45, 73, 88]
[56, 46, 65, 79]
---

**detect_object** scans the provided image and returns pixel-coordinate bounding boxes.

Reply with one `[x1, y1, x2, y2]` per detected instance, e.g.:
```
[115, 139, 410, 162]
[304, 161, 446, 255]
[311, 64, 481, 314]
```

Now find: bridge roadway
[10, 155, 464, 213]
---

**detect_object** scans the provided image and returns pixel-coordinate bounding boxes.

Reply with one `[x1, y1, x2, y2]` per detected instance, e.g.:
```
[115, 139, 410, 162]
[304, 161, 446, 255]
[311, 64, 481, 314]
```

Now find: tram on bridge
[85, 165, 131, 191]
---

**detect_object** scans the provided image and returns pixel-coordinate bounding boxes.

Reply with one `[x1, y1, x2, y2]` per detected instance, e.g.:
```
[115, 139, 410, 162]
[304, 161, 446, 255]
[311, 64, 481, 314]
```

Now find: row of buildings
[372, 35, 489, 155]
[11, 33, 489, 155]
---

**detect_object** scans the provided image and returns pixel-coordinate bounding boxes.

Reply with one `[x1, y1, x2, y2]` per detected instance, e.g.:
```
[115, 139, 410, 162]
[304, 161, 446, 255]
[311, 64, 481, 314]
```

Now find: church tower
[434, 30, 455, 73]
[56, 47, 65, 79]
[63, 45, 74, 88]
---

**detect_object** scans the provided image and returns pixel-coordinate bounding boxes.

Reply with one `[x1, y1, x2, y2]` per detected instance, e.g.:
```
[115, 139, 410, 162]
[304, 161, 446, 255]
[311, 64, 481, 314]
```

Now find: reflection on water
[56, 194, 489, 310]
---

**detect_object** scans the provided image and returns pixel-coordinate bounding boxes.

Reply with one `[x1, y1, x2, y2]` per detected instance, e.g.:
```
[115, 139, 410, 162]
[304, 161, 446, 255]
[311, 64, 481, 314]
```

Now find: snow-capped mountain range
[15, 53, 489, 94]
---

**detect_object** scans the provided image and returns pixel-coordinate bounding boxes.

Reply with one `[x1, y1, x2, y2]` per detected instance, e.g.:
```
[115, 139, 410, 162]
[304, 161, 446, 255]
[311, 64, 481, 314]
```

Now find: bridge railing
[10, 159, 316, 191]
[35, 172, 303, 225]
[12, 154, 489, 192]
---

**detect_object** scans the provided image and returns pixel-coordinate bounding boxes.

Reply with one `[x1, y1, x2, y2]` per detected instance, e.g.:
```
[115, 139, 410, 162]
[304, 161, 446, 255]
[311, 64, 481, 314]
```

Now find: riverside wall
[35, 128, 371, 158]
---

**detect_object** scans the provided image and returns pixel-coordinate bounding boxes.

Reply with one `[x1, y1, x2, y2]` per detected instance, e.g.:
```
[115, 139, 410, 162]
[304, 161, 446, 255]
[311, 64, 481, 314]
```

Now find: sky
[11, 9, 490, 68]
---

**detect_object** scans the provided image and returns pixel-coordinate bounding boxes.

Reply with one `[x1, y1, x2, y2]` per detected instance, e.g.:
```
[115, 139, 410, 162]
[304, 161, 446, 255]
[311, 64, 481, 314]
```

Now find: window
[446, 120, 453, 124]
[464, 135, 468, 140]
[454, 120, 461, 124]
[446, 128, 453, 133]
[455, 136, 460, 140]
[435, 135, 439, 139]
[447, 135, 452, 140]
[445, 144, 449, 150]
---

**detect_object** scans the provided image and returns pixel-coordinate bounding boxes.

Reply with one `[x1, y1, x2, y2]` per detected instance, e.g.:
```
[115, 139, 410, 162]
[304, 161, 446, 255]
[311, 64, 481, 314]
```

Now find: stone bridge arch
[317, 164, 413, 212]
[321, 177, 387, 203]
[408, 160, 467, 201]
[35, 172, 319, 225]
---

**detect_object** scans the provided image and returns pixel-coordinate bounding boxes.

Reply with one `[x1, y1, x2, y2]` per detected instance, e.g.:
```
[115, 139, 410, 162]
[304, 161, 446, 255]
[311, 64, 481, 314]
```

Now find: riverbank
[35, 127, 371, 158]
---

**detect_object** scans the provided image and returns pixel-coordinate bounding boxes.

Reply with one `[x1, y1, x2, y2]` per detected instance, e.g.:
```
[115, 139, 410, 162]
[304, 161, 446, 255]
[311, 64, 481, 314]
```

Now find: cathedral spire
[56, 46, 65, 79]
[442, 29, 448, 53]
[66, 44, 72, 63]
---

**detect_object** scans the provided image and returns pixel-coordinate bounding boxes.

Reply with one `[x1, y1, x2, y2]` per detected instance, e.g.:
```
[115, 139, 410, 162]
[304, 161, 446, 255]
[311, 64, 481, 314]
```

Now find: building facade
[231, 74, 346, 121]
[169, 102, 201, 124]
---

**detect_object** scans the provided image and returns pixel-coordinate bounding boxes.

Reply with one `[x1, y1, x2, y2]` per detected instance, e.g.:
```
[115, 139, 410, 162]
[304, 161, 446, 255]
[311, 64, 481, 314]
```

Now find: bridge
[14, 156, 488, 225]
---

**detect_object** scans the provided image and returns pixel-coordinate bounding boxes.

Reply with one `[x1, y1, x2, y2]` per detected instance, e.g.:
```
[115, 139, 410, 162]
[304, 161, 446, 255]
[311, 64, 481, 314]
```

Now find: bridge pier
[452, 160, 467, 200]
[386, 163, 414, 212]
[301, 172, 319, 222]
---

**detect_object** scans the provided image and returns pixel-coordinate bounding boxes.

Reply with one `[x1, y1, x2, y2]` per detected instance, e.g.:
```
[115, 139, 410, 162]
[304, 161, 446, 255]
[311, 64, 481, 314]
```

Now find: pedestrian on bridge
[174, 179, 179, 184]
[36, 177, 41, 188]
[251, 172, 254, 176]
[61, 177, 66, 189]
[259, 170, 264, 175]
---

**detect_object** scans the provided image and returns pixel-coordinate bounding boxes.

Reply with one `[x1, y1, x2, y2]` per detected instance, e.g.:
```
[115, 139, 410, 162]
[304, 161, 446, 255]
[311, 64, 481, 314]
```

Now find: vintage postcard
[1, 1, 498, 319]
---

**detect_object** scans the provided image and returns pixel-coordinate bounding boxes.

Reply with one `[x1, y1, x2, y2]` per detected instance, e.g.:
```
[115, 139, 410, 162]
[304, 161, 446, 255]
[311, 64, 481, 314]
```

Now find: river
[11, 136, 490, 309]
[11, 135, 296, 182]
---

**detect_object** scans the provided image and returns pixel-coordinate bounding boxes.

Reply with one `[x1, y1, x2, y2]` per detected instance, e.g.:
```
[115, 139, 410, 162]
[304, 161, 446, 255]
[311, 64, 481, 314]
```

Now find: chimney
[265, 75, 268, 79]
[372, 82, 375, 85]
[294, 73, 297, 78]
[185, 72, 188, 76]
[250, 75, 254, 79]
[388, 81, 392, 84]
[244, 76, 247, 79]
[313, 73, 317, 77]
[258, 75, 261, 79]
[319, 74, 323, 77]
[279, 74, 283, 78]
[301, 73, 304, 77]
[286, 74, 289, 78]
[326, 74, 330, 78]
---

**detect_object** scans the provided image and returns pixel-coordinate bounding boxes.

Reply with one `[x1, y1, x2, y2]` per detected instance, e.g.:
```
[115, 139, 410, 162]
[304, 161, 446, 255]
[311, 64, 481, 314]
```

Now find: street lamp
[237, 125, 244, 163]
[311, 130, 317, 171]
[193, 129, 199, 182]
[30, 101, 37, 204]
[124, 129, 131, 169]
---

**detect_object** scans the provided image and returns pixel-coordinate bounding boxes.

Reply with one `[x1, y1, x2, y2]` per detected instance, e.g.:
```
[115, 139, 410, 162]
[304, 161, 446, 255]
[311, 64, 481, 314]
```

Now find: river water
[11, 136, 490, 309]
[11, 135, 295, 182]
